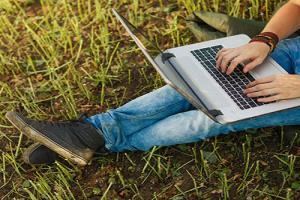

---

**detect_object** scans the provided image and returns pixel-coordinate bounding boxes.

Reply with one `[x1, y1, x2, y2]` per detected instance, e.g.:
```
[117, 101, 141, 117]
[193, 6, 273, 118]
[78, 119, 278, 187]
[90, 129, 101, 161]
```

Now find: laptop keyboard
[191, 45, 264, 110]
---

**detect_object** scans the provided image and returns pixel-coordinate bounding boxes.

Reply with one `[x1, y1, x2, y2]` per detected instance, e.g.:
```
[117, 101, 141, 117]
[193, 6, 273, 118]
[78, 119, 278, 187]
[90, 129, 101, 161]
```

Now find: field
[1, 0, 300, 199]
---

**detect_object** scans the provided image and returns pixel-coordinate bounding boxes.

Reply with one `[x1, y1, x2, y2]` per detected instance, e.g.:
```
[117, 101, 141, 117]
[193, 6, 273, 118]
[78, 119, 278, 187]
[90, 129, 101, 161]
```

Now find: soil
[1, 1, 300, 199]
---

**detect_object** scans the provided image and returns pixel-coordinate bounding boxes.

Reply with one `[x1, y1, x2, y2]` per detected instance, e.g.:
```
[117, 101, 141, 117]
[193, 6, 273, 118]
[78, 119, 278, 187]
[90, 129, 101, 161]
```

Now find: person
[6, 0, 300, 166]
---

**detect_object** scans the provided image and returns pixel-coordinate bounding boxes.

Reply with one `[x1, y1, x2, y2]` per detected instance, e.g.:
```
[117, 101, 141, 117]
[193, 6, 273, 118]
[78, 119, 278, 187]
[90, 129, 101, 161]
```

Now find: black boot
[6, 111, 105, 166]
[22, 143, 109, 165]
[22, 143, 59, 165]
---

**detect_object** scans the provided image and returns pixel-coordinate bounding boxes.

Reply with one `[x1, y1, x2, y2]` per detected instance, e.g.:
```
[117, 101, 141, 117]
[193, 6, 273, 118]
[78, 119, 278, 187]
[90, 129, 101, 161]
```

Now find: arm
[263, 0, 300, 40]
[216, 0, 300, 75]
[216, 1, 300, 103]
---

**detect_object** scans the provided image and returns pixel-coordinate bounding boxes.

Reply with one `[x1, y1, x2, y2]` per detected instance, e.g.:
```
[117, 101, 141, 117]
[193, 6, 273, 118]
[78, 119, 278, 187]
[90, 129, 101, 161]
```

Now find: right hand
[215, 42, 271, 75]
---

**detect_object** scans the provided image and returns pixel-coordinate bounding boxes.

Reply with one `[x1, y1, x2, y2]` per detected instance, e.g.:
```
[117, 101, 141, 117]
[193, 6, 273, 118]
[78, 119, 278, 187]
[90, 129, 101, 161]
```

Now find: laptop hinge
[161, 52, 175, 64]
[161, 52, 223, 122]
[208, 109, 223, 117]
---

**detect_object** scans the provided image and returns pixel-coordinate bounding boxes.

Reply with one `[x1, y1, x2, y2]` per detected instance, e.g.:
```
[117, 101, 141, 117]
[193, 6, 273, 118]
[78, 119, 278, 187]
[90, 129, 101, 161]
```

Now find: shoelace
[34, 113, 88, 128]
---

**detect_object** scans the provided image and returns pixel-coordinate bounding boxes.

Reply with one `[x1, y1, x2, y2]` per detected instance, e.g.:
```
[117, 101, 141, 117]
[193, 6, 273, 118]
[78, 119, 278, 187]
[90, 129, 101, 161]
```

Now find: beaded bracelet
[249, 32, 279, 53]
[259, 32, 279, 44]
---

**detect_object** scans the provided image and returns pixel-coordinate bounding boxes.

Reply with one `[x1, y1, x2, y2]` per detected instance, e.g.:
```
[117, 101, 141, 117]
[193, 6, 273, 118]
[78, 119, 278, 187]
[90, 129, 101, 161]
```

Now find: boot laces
[36, 113, 88, 128]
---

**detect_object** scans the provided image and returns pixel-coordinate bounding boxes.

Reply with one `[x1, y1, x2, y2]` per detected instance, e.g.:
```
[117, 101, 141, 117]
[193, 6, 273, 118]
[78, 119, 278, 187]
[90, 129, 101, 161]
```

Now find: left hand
[244, 74, 300, 103]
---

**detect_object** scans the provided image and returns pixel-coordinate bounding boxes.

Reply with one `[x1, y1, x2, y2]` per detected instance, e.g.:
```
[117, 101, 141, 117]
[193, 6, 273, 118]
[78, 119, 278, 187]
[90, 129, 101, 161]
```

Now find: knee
[159, 84, 189, 102]
[160, 84, 178, 95]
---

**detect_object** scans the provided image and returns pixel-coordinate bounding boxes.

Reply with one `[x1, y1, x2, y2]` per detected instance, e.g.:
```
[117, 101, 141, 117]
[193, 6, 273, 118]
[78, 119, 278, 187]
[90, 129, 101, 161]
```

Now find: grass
[1, 0, 300, 199]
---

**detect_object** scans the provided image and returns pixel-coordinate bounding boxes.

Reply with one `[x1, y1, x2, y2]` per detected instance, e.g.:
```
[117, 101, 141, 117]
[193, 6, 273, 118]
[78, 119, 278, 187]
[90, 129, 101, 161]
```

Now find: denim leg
[126, 107, 300, 152]
[86, 85, 194, 151]
[271, 36, 300, 73]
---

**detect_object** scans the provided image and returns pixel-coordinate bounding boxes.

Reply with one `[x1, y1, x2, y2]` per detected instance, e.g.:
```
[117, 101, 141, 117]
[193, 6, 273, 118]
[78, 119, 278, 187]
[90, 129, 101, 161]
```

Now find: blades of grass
[142, 146, 157, 173]
[100, 181, 113, 200]
[124, 153, 136, 167]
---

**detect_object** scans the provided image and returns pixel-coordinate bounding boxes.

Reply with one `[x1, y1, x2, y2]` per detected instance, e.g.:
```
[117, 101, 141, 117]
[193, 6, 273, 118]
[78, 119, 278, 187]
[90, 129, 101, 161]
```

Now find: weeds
[1, 0, 298, 199]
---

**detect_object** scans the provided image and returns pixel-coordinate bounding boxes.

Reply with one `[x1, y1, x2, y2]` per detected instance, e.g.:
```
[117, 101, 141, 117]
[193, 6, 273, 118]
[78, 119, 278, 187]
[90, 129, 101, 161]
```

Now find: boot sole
[22, 143, 59, 165]
[22, 143, 41, 165]
[6, 111, 89, 166]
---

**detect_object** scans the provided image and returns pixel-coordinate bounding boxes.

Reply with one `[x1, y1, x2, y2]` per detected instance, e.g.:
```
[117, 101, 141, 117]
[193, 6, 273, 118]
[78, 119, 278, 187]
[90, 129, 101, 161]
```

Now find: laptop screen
[112, 9, 163, 65]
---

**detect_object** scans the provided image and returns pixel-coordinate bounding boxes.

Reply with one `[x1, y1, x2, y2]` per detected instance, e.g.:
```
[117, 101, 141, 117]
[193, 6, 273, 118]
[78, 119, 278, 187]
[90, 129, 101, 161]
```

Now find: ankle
[75, 121, 105, 150]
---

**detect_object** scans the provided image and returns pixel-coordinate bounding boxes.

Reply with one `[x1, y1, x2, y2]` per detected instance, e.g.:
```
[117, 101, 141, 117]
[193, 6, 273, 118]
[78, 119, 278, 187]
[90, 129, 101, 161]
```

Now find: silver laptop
[113, 9, 300, 124]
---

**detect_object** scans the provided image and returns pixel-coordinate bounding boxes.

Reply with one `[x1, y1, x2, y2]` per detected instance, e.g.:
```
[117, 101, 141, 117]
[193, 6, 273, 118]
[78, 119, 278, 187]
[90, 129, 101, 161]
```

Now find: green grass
[1, 0, 300, 199]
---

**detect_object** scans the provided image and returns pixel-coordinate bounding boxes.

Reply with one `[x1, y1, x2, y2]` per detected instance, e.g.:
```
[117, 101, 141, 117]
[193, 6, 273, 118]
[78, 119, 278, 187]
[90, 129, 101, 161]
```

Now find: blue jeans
[86, 36, 300, 152]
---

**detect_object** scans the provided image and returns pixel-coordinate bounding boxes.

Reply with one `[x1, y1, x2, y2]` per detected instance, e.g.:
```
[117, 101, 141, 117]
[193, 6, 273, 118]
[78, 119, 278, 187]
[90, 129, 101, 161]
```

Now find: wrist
[249, 39, 273, 53]
[249, 32, 279, 53]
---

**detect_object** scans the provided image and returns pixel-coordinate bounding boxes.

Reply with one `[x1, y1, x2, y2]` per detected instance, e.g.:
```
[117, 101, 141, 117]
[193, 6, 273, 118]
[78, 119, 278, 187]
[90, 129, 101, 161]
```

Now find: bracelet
[249, 39, 273, 52]
[249, 32, 279, 52]
[259, 32, 279, 44]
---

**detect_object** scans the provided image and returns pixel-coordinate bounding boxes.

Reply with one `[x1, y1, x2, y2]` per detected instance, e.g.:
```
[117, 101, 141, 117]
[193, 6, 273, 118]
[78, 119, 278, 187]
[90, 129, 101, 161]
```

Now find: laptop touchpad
[250, 58, 286, 79]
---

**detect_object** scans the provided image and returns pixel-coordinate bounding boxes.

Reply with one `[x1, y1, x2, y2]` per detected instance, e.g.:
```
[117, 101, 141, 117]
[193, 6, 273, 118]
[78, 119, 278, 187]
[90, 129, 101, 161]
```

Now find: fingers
[215, 47, 226, 58]
[216, 42, 269, 75]
[246, 88, 279, 98]
[257, 95, 281, 103]
[219, 51, 240, 73]
[246, 76, 275, 88]
[244, 75, 280, 103]
[226, 55, 247, 75]
[216, 48, 228, 68]
[216, 48, 250, 75]
[243, 58, 263, 73]
[244, 83, 275, 94]
[216, 48, 240, 73]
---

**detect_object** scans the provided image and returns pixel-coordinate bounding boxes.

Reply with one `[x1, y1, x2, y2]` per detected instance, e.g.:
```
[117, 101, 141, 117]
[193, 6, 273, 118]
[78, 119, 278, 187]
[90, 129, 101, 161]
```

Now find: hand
[215, 42, 270, 75]
[244, 74, 300, 103]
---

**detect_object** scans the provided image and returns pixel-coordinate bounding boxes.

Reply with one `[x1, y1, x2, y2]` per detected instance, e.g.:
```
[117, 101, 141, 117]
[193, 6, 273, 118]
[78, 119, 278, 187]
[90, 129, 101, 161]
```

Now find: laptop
[112, 9, 300, 124]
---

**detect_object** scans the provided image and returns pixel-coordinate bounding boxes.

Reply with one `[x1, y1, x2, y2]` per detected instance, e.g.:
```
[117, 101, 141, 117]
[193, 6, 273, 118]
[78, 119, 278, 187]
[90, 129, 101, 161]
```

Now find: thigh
[126, 107, 300, 152]
[271, 36, 300, 74]
[115, 85, 195, 117]
[127, 110, 222, 151]
[227, 107, 300, 132]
